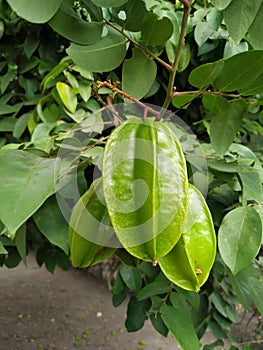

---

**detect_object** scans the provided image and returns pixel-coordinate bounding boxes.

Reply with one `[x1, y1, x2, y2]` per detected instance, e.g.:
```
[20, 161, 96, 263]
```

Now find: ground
[0, 254, 261, 350]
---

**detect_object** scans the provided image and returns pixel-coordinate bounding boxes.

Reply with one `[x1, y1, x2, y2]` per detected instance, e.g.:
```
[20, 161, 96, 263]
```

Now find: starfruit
[103, 117, 188, 262]
[159, 184, 216, 292]
[69, 178, 117, 267]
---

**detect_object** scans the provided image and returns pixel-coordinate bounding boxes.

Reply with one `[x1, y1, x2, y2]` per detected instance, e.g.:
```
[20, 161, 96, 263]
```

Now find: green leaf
[194, 21, 215, 47]
[0, 150, 60, 237]
[69, 178, 117, 267]
[119, 265, 142, 292]
[66, 27, 127, 72]
[210, 99, 248, 157]
[141, 12, 173, 46]
[115, 248, 141, 267]
[48, 3, 103, 45]
[235, 264, 263, 316]
[81, 0, 103, 21]
[214, 50, 263, 95]
[230, 271, 252, 311]
[189, 60, 224, 89]
[248, 2, 263, 49]
[202, 94, 228, 114]
[172, 93, 200, 108]
[223, 37, 249, 58]
[223, 0, 262, 44]
[0, 241, 7, 255]
[13, 112, 31, 139]
[218, 206, 262, 275]
[203, 339, 224, 350]
[56, 82, 77, 114]
[33, 196, 69, 254]
[90, 0, 129, 7]
[15, 224, 27, 265]
[77, 82, 92, 102]
[207, 318, 227, 339]
[238, 172, 263, 203]
[42, 56, 73, 91]
[0, 103, 18, 116]
[1, 68, 17, 94]
[122, 49, 157, 100]
[5, 248, 21, 268]
[178, 43, 190, 72]
[160, 294, 200, 350]
[114, 0, 147, 31]
[125, 296, 150, 332]
[212, 0, 232, 10]
[7, 0, 62, 23]
[207, 8, 223, 30]
[103, 118, 188, 262]
[0, 117, 16, 132]
[210, 292, 236, 322]
[136, 282, 172, 301]
[150, 313, 169, 337]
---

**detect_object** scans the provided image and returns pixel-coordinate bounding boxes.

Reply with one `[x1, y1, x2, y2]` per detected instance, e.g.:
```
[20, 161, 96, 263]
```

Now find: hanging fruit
[103, 117, 188, 263]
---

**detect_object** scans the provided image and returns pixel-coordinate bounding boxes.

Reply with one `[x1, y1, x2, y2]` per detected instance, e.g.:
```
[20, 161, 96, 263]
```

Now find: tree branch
[105, 21, 173, 72]
[97, 81, 161, 120]
[160, 1, 192, 115]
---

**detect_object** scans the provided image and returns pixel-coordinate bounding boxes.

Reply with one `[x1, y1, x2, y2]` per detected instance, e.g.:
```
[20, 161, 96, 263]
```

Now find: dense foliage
[0, 0, 262, 349]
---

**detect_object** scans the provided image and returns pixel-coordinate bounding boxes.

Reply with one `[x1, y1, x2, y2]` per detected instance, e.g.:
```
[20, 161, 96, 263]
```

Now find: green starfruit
[69, 178, 117, 267]
[159, 184, 216, 292]
[103, 117, 188, 263]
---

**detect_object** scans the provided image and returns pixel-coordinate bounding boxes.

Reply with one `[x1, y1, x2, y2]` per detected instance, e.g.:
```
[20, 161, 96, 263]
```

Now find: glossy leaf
[214, 50, 263, 95]
[67, 28, 127, 72]
[223, 38, 249, 58]
[194, 21, 214, 47]
[189, 60, 224, 88]
[248, 2, 263, 49]
[159, 184, 216, 292]
[15, 224, 27, 265]
[141, 13, 173, 46]
[115, 249, 141, 268]
[210, 99, 248, 157]
[69, 178, 117, 267]
[202, 94, 228, 114]
[114, 0, 147, 31]
[235, 264, 263, 316]
[90, 0, 128, 7]
[119, 265, 142, 292]
[81, 0, 103, 21]
[0, 241, 7, 255]
[223, 0, 262, 44]
[48, 3, 103, 45]
[178, 43, 190, 72]
[56, 82, 77, 114]
[103, 118, 188, 262]
[136, 282, 172, 301]
[0, 150, 60, 237]
[122, 49, 157, 100]
[172, 93, 200, 108]
[125, 296, 151, 332]
[160, 294, 200, 350]
[212, 0, 232, 10]
[7, 0, 62, 23]
[33, 196, 69, 254]
[218, 206, 262, 275]
[150, 313, 169, 337]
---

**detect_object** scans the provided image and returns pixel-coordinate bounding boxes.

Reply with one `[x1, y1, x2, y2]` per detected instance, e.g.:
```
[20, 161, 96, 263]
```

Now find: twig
[161, 0, 192, 114]
[105, 20, 173, 72]
[97, 81, 161, 120]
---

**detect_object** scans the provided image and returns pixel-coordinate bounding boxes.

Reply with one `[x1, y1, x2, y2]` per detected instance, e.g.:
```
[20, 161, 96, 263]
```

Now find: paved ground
[0, 254, 261, 350]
